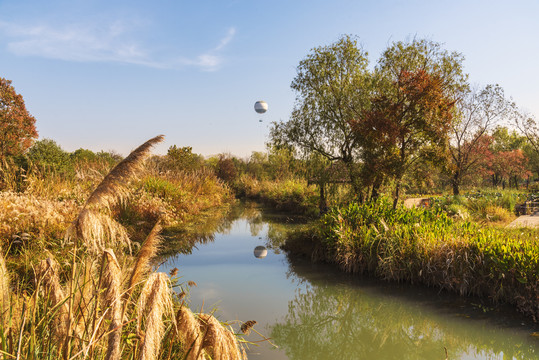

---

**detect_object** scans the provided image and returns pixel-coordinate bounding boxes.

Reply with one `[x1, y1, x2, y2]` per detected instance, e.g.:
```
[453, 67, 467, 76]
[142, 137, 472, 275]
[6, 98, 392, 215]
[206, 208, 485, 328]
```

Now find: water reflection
[160, 202, 539, 360]
[272, 256, 539, 360]
[254, 246, 268, 259]
[160, 200, 306, 260]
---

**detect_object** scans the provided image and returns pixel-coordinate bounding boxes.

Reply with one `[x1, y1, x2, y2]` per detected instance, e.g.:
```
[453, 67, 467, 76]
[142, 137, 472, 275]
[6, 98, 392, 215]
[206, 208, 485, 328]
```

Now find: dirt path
[506, 214, 539, 228]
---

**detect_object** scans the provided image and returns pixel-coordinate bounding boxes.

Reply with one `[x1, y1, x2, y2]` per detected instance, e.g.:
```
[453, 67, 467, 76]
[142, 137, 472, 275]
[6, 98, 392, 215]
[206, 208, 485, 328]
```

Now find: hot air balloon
[253, 245, 268, 259]
[254, 100, 268, 114]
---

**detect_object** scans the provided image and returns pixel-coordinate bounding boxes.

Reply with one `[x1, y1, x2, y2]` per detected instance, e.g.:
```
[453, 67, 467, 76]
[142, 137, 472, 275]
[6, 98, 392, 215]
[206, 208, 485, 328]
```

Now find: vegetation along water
[2, 33, 539, 359]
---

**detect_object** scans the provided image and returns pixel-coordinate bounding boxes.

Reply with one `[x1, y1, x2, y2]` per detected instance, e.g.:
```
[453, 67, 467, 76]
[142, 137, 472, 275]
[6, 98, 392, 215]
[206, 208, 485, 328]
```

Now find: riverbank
[0, 137, 245, 359]
[282, 199, 539, 322]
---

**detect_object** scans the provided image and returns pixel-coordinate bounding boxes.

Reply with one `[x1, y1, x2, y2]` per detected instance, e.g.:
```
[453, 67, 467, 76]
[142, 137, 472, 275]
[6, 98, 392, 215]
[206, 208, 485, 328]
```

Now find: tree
[163, 145, 203, 172]
[27, 138, 71, 174]
[0, 77, 38, 160]
[448, 84, 512, 195]
[357, 39, 467, 207]
[270, 35, 372, 197]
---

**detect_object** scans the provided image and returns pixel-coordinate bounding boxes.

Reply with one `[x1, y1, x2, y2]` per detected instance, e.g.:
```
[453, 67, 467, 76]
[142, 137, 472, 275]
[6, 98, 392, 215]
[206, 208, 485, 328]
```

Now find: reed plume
[66, 135, 164, 252]
[198, 313, 244, 360]
[176, 306, 203, 360]
[85, 135, 164, 210]
[0, 248, 9, 320]
[127, 220, 162, 297]
[137, 272, 174, 360]
[103, 249, 123, 360]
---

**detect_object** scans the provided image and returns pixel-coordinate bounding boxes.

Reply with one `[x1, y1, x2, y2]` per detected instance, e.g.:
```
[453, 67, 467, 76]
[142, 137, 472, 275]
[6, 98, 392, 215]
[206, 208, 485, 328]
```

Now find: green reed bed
[286, 199, 539, 321]
[233, 175, 318, 216]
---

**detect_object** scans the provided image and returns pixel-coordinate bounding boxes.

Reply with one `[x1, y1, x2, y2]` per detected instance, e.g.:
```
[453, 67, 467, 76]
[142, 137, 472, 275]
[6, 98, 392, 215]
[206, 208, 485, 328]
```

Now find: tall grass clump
[0, 135, 246, 359]
[234, 174, 318, 216]
[287, 198, 539, 321]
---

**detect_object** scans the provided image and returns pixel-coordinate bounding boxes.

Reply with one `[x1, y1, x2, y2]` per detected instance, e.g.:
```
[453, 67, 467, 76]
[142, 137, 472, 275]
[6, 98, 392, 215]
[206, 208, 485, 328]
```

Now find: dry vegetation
[0, 136, 246, 359]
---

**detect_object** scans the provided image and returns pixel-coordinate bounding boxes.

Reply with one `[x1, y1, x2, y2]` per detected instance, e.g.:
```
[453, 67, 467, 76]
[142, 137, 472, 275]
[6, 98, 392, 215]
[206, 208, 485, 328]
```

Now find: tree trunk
[371, 176, 382, 202]
[452, 170, 460, 196]
[393, 179, 401, 209]
[319, 182, 328, 214]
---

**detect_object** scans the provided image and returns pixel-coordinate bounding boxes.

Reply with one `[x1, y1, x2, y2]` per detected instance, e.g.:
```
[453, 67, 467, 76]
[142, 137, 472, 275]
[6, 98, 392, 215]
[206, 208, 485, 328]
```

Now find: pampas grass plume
[137, 272, 174, 360]
[103, 249, 123, 360]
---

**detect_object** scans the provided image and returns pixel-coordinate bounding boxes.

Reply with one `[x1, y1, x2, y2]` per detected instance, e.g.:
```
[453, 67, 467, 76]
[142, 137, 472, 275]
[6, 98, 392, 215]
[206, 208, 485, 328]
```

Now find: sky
[1, 0, 538, 158]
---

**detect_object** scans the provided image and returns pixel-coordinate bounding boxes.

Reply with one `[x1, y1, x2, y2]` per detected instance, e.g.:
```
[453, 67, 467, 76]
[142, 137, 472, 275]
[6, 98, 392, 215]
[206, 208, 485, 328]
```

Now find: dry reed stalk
[66, 135, 164, 252]
[175, 306, 204, 360]
[36, 258, 70, 339]
[198, 313, 244, 360]
[102, 249, 123, 360]
[127, 220, 162, 297]
[0, 248, 9, 320]
[137, 272, 174, 360]
[68, 256, 97, 339]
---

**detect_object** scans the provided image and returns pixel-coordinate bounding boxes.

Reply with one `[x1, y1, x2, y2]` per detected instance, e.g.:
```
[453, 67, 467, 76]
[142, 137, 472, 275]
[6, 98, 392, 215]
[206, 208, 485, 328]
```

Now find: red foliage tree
[0, 77, 38, 160]
[352, 69, 456, 205]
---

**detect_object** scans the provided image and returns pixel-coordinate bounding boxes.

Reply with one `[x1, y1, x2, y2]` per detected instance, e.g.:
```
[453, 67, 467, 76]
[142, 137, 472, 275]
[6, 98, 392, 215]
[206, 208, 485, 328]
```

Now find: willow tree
[270, 35, 372, 197]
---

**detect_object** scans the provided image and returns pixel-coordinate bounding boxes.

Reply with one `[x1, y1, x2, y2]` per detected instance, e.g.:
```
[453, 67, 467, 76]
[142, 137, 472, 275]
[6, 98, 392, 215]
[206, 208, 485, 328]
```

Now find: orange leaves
[0, 77, 38, 159]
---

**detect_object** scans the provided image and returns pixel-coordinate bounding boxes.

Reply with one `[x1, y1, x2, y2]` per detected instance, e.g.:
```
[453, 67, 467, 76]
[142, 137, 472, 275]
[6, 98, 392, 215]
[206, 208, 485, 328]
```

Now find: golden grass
[0, 248, 9, 320]
[103, 249, 123, 360]
[176, 306, 204, 360]
[198, 313, 244, 360]
[67, 135, 164, 254]
[137, 272, 174, 360]
[0, 136, 246, 359]
[127, 220, 162, 296]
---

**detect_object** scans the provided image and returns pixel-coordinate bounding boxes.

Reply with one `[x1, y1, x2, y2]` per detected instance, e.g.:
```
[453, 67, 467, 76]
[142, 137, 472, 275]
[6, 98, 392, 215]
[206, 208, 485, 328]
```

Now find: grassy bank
[0, 137, 247, 359]
[233, 174, 319, 216]
[283, 199, 539, 321]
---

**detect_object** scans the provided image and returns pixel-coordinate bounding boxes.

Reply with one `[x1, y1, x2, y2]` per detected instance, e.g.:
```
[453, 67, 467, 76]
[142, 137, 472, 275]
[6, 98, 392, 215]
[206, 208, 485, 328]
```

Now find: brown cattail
[198, 313, 244, 360]
[128, 220, 162, 297]
[137, 272, 174, 360]
[240, 320, 257, 335]
[103, 249, 123, 360]
[175, 306, 203, 360]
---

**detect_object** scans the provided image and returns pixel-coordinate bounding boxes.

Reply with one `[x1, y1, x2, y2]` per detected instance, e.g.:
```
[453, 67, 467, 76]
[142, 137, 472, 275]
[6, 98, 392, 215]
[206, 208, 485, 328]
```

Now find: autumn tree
[355, 39, 467, 207]
[448, 84, 512, 195]
[0, 77, 38, 160]
[270, 35, 373, 197]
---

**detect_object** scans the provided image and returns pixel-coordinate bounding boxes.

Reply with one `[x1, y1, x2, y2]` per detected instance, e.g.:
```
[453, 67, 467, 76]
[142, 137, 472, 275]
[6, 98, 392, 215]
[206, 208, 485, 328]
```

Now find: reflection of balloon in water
[254, 245, 268, 259]
[254, 100, 268, 114]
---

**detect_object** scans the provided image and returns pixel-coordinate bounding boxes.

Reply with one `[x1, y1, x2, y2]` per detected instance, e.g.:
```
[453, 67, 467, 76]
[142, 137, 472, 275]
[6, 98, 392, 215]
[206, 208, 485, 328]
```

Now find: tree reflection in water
[271, 256, 539, 360]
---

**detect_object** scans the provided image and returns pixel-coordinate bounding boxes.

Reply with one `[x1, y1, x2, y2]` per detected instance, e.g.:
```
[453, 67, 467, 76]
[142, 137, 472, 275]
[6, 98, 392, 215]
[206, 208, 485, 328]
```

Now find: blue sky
[1, 0, 538, 157]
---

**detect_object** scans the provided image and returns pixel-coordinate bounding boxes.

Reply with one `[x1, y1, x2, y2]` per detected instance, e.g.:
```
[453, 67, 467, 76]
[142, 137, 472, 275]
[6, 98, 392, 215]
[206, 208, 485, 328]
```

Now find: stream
[160, 202, 539, 360]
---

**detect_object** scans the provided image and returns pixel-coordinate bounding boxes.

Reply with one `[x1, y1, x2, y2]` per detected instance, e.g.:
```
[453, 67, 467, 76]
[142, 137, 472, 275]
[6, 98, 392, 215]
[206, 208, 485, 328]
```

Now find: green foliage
[234, 175, 319, 216]
[164, 145, 203, 172]
[26, 138, 72, 174]
[295, 199, 539, 320]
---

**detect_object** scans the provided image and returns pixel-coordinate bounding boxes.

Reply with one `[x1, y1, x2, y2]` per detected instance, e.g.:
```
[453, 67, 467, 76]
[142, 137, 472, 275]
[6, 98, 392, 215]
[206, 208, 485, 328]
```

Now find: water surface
[161, 203, 539, 360]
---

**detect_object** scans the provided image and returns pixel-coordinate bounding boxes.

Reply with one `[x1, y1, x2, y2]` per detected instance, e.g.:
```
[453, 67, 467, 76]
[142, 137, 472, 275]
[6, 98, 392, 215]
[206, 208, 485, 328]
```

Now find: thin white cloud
[0, 20, 237, 71]
[193, 27, 237, 71]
